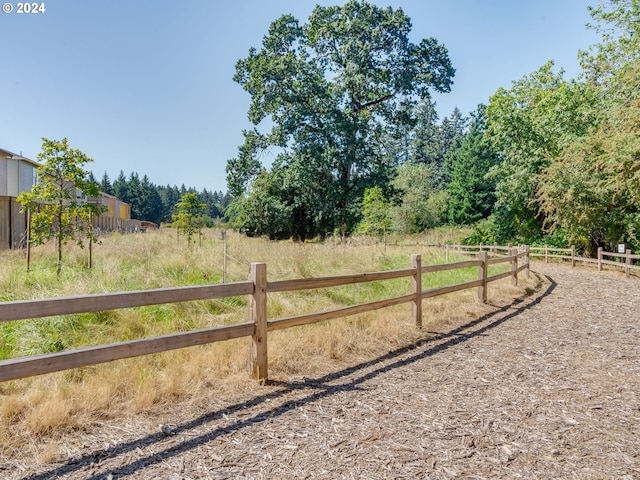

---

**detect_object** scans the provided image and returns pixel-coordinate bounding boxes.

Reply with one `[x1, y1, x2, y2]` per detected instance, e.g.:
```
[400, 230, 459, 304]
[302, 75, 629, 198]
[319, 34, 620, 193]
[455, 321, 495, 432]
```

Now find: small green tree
[356, 186, 391, 237]
[173, 192, 207, 246]
[17, 138, 106, 276]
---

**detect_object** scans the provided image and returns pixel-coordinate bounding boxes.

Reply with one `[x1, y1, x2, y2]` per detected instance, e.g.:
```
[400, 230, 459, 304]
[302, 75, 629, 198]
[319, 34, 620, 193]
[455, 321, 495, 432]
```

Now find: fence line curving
[450, 243, 639, 279]
[0, 248, 530, 384]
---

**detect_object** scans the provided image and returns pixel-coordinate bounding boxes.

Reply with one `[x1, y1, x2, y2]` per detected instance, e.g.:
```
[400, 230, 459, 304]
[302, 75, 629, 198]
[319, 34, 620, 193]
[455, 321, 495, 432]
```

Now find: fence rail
[450, 243, 639, 278]
[0, 248, 530, 384]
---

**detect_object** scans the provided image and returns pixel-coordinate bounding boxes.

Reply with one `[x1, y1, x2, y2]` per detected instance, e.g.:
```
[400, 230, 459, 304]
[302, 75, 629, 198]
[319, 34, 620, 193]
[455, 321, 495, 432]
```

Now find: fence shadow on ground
[19, 273, 557, 480]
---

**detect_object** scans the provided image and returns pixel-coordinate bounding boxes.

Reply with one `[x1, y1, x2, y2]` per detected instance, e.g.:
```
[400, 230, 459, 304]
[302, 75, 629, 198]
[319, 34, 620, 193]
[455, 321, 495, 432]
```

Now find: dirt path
[5, 263, 640, 479]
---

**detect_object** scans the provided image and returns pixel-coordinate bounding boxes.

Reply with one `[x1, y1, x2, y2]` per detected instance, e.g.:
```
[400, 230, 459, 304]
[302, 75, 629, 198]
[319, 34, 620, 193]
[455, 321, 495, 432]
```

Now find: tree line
[90, 170, 233, 226]
[224, 0, 639, 255]
[484, 0, 639, 255]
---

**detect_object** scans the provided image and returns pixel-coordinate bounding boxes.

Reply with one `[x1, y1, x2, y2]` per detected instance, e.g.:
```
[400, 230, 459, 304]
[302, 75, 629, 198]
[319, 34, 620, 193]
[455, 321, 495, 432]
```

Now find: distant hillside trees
[92, 169, 232, 226]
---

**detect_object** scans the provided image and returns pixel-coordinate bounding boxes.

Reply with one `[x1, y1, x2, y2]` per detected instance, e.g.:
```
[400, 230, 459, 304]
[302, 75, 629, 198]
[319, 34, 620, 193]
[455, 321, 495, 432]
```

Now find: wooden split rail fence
[450, 243, 639, 279]
[0, 248, 529, 384]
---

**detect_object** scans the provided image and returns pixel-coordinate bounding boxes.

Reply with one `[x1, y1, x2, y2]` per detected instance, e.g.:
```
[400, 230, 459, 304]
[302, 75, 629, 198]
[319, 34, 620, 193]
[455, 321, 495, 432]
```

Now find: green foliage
[356, 187, 391, 236]
[409, 100, 441, 169]
[172, 192, 207, 246]
[390, 163, 448, 234]
[481, 1, 640, 253]
[485, 62, 599, 240]
[537, 64, 640, 255]
[227, 0, 455, 240]
[17, 138, 107, 276]
[99, 169, 229, 226]
[446, 106, 499, 225]
[462, 217, 498, 246]
[581, 0, 640, 86]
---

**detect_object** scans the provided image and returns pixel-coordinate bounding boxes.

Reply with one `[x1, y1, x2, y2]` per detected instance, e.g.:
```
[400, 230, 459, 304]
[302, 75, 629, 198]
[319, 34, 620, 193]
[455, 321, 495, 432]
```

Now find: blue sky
[1, 1, 600, 193]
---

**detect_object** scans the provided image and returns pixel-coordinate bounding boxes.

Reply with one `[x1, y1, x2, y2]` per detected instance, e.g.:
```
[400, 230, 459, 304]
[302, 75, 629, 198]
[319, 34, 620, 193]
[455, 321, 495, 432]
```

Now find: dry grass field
[0, 228, 535, 466]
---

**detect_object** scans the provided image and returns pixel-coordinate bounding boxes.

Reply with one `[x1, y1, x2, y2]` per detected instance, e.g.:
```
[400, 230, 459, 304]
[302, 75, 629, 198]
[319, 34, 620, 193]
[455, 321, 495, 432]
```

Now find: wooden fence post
[411, 254, 422, 329]
[249, 262, 268, 383]
[598, 247, 603, 272]
[626, 249, 631, 279]
[445, 244, 449, 263]
[524, 246, 530, 279]
[571, 245, 576, 268]
[545, 244, 549, 264]
[510, 248, 518, 286]
[477, 251, 487, 304]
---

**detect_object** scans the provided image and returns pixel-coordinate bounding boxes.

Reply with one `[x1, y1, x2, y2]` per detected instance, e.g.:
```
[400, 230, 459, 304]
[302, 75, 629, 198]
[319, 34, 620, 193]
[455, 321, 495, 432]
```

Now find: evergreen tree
[357, 186, 391, 236]
[410, 99, 441, 169]
[113, 170, 128, 203]
[439, 107, 468, 184]
[447, 106, 499, 225]
[100, 171, 114, 195]
[86, 170, 98, 185]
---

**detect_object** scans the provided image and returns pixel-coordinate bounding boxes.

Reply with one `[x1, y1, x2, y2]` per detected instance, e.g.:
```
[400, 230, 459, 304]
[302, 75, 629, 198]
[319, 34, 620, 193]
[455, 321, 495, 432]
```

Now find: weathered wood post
[571, 245, 576, 268]
[249, 262, 268, 382]
[545, 244, 549, 264]
[525, 245, 530, 279]
[598, 247, 603, 272]
[477, 251, 487, 303]
[510, 247, 518, 286]
[445, 244, 449, 263]
[626, 249, 631, 279]
[411, 254, 422, 329]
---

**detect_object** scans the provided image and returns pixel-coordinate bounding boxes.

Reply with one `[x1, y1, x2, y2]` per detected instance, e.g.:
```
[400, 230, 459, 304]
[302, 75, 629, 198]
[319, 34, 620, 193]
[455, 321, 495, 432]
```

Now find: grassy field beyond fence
[0, 229, 535, 449]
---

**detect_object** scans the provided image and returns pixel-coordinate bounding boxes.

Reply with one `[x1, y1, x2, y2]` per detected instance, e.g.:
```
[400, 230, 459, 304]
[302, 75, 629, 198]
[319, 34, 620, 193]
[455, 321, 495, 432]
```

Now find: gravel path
[6, 263, 640, 479]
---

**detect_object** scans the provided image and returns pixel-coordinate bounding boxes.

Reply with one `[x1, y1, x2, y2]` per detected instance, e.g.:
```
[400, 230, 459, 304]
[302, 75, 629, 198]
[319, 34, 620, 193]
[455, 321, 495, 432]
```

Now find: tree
[227, 0, 454, 240]
[172, 192, 207, 246]
[17, 138, 106, 276]
[439, 107, 469, 184]
[484, 1, 639, 250]
[485, 62, 598, 240]
[100, 171, 114, 195]
[409, 99, 441, 168]
[538, 63, 640, 254]
[390, 163, 448, 234]
[446, 106, 499, 225]
[580, 0, 640, 88]
[113, 170, 128, 203]
[356, 186, 391, 236]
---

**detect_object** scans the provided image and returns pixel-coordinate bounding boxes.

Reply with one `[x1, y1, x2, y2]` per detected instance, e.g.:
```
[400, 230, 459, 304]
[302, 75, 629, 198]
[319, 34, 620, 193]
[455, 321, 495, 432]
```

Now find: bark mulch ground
[3, 263, 639, 479]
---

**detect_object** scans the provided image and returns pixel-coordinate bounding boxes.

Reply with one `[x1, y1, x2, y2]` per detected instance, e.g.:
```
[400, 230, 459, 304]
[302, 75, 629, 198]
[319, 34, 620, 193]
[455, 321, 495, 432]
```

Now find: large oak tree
[226, 0, 454, 240]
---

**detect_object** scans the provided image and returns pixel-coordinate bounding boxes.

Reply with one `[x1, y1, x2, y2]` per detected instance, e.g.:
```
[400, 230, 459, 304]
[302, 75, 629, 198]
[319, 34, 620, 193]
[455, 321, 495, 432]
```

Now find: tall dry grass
[0, 228, 538, 454]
